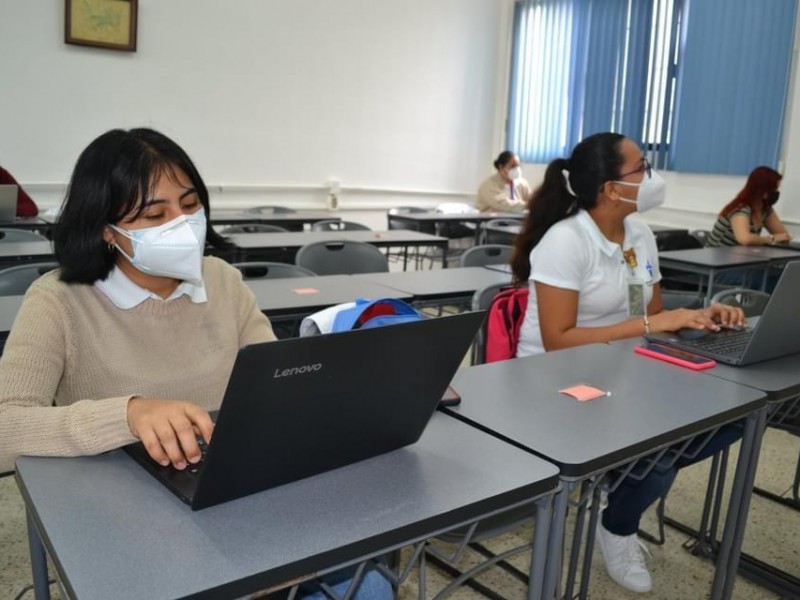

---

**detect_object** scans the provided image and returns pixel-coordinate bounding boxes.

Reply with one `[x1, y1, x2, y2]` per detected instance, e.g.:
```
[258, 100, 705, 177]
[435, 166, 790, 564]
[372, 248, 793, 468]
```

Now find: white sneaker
[596, 524, 652, 593]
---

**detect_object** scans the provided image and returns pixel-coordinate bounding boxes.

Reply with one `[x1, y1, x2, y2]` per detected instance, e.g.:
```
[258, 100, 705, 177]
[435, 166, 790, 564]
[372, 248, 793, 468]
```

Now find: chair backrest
[295, 241, 389, 275]
[690, 229, 711, 246]
[220, 224, 289, 234]
[710, 287, 771, 317]
[469, 281, 524, 364]
[387, 207, 436, 234]
[0, 262, 58, 296]
[243, 205, 296, 215]
[232, 261, 316, 280]
[459, 244, 514, 268]
[310, 220, 371, 232]
[655, 230, 702, 251]
[0, 229, 48, 242]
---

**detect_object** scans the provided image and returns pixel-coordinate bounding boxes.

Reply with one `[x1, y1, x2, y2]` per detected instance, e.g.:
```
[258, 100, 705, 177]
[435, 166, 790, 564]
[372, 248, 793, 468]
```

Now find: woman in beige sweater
[0, 128, 276, 474]
[475, 151, 531, 212]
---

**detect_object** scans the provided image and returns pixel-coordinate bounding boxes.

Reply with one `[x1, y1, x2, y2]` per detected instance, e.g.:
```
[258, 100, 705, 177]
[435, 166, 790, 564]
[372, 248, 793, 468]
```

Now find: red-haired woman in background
[706, 166, 790, 247]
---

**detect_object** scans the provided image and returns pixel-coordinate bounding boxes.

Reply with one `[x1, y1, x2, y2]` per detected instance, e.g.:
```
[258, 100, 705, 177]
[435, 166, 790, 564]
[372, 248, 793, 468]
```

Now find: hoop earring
[107, 243, 115, 254]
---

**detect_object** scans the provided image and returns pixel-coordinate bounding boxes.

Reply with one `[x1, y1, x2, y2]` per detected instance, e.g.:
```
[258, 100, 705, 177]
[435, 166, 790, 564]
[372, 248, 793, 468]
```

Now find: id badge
[627, 280, 646, 317]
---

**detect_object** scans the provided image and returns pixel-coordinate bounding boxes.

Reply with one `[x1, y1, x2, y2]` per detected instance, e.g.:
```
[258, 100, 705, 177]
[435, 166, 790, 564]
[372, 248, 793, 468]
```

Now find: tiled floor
[1, 427, 797, 599]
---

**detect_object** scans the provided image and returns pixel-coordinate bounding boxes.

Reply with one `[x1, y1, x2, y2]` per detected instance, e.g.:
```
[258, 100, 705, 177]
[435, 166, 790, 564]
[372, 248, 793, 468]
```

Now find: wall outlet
[327, 179, 340, 211]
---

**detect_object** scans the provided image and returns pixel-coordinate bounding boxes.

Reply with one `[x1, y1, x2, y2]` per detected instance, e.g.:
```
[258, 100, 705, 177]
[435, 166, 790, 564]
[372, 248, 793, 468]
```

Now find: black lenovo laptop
[125, 311, 485, 510]
[645, 260, 800, 366]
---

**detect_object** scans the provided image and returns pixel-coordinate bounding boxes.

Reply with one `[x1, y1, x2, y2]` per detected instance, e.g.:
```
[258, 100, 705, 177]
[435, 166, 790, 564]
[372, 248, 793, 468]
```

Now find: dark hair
[510, 132, 626, 282]
[493, 151, 516, 170]
[53, 128, 232, 284]
[719, 165, 781, 223]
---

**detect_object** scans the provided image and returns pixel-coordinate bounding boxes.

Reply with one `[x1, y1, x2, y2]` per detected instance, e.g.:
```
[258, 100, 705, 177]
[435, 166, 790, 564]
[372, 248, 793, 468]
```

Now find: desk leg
[706, 267, 717, 306]
[542, 480, 573, 600]
[528, 493, 555, 600]
[442, 243, 448, 269]
[26, 511, 51, 600]
[710, 408, 767, 600]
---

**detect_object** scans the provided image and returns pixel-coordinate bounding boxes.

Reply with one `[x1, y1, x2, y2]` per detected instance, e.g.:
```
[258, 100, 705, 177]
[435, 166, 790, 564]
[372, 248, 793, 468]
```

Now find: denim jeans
[298, 563, 393, 599]
[601, 422, 744, 536]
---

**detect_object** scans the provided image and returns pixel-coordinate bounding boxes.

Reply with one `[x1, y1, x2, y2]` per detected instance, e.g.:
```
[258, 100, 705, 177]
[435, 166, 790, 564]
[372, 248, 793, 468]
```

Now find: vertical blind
[507, 0, 798, 174]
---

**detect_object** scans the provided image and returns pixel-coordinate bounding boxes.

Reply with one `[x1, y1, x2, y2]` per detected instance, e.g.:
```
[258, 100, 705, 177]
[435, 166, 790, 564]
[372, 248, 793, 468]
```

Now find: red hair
[720, 166, 782, 221]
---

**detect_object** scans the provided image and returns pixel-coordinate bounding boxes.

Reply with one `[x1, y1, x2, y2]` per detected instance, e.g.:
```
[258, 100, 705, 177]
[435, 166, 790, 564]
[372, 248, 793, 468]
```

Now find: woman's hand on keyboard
[702, 303, 746, 330]
[651, 308, 718, 333]
[126, 397, 214, 470]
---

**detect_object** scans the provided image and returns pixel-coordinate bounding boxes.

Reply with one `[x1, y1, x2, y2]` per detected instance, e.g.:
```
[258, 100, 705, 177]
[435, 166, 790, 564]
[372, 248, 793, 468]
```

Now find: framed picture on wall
[65, 0, 138, 52]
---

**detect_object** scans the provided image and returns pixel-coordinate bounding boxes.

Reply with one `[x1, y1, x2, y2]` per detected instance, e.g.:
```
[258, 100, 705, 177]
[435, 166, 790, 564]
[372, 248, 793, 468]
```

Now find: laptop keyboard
[683, 328, 753, 357]
[183, 436, 208, 475]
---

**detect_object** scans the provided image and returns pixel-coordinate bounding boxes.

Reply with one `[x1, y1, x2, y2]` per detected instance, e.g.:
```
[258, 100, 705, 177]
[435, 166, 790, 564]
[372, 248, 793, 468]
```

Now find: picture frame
[65, 0, 138, 52]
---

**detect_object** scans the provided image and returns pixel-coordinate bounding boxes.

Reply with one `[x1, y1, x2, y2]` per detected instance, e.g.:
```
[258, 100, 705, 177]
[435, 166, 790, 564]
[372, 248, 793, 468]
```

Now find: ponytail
[510, 132, 626, 283]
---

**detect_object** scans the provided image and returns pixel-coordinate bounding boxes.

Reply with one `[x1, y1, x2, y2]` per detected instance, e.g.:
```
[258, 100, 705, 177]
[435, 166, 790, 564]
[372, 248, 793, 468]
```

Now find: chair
[481, 218, 523, 245]
[243, 205, 296, 214]
[0, 262, 58, 296]
[219, 224, 289, 234]
[0, 229, 48, 242]
[690, 229, 711, 246]
[295, 241, 388, 275]
[231, 262, 316, 279]
[310, 220, 371, 232]
[709, 287, 770, 317]
[459, 244, 514, 268]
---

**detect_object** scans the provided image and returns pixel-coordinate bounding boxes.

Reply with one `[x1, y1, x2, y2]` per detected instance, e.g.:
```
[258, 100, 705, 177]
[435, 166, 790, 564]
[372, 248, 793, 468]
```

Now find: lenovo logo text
[273, 363, 323, 378]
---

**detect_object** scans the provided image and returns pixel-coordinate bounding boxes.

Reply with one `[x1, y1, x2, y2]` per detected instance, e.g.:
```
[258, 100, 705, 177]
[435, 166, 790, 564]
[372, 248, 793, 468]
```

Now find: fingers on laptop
[705, 304, 746, 328]
[127, 398, 213, 469]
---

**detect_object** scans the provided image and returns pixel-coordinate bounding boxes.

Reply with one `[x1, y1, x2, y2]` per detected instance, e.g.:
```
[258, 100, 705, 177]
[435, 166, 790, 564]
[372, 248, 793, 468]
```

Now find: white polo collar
[575, 210, 640, 257]
[94, 266, 207, 309]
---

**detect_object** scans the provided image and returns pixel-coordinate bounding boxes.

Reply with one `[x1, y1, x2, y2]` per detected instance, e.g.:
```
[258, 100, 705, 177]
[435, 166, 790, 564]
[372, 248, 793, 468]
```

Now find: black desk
[228, 230, 449, 268]
[244, 275, 412, 321]
[444, 344, 766, 599]
[649, 224, 689, 234]
[359, 267, 512, 307]
[659, 248, 771, 303]
[0, 217, 50, 231]
[0, 241, 55, 269]
[17, 413, 559, 600]
[210, 210, 339, 232]
[387, 211, 524, 244]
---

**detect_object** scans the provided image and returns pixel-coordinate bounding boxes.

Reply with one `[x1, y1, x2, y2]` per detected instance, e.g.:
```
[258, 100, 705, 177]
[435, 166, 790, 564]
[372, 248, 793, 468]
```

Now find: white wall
[0, 0, 514, 226]
[3, 0, 799, 235]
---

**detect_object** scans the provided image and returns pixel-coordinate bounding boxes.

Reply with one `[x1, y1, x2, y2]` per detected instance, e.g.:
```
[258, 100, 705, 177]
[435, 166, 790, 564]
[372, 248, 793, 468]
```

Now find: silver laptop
[645, 261, 800, 366]
[0, 185, 18, 222]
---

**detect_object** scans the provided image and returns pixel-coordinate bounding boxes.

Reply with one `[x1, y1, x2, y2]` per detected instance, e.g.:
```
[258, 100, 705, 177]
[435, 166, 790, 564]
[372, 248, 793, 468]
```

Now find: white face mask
[507, 166, 522, 181]
[109, 210, 207, 284]
[614, 169, 666, 213]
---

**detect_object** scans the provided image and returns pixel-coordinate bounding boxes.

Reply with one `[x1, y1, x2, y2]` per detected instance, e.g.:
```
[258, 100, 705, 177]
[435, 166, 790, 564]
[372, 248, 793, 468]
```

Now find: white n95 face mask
[507, 166, 522, 181]
[615, 169, 666, 213]
[109, 210, 207, 284]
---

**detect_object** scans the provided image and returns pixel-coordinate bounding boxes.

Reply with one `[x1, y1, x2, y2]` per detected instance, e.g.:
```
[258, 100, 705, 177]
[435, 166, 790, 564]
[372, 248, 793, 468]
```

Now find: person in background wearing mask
[0, 164, 40, 217]
[475, 150, 531, 212]
[0, 128, 392, 600]
[706, 165, 791, 247]
[510, 133, 744, 594]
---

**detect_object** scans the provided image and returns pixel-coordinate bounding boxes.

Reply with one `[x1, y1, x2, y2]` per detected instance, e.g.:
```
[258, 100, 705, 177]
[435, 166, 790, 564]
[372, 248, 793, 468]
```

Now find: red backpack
[485, 287, 529, 363]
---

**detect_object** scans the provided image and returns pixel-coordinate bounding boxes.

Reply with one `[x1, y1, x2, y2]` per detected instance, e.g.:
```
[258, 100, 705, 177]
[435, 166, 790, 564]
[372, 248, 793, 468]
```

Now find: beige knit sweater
[0, 257, 275, 472]
[475, 173, 531, 213]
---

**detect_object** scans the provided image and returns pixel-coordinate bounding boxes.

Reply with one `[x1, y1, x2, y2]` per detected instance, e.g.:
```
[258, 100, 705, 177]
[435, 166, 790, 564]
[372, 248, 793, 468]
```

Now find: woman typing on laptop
[510, 133, 745, 594]
[0, 129, 390, 599]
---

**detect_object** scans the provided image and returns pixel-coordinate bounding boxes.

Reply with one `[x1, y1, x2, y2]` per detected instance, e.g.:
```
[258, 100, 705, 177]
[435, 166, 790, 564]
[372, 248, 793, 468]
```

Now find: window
[507, 0, 797, 175]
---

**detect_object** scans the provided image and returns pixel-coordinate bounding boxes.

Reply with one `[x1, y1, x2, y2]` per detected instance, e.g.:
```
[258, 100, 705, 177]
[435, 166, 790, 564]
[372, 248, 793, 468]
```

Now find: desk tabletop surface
[358, 267, 512, 297]
[612, 336, 800, 400]
[228, 230, 447, 249]
[445, 344, 765, 477]
[245, 275, 413, 313]
[16, 413, 558, 600]
[390, 211, 524, 222]
[0, 240, 54, 257]
[659, 247, 771, 267]
[210, 211, 339, 224]
[728, 245, 800, 261]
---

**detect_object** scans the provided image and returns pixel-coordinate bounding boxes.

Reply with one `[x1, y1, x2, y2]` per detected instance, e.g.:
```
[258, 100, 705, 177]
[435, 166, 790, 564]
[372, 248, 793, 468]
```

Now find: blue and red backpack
[485, 287, 529, 363]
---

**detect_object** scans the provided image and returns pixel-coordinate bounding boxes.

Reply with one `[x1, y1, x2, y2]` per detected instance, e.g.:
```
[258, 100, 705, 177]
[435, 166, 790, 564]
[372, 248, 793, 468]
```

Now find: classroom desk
[359, 266, 512, 307]
[387, 211, 524, 244]
[210, 210, 340, 231]
[648, 224, 689, 234]
[0, 241, 54, 269]
[244, 275, 412, 321]
[16, 413, 560, 600]
[0, 217, 50, 231]
[611, 336, 800, 597]
[659, 247, 772, 303]
[443, 344, 766, 600]
[227, 230, 449, 268]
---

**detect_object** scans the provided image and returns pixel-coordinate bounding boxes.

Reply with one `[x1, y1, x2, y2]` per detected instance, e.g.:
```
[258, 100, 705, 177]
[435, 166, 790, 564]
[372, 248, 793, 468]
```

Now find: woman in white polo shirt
[510, 132, 744, 594]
